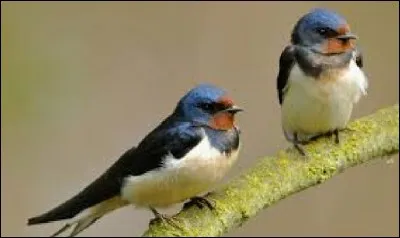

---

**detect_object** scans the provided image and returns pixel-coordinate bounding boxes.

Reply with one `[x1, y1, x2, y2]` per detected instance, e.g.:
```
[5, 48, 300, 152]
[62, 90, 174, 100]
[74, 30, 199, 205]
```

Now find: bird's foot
[149, 208, 180, 229]
[293, 143, 306, 156]
[333, 129, 340, 144]
[341, 127, 356, 133]
[292, 127, 355, 156]
[292, 133, 307, 156]
[183, 195, 215, 210]
[320, 129, 340, 144]
[308, 129, 343, 144]
[333, 127, 358, 144]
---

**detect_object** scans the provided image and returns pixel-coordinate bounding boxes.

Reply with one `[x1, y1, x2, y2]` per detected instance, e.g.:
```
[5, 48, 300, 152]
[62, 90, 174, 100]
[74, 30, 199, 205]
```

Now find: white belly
[120, 133, 240, 208]
[281, 60, 368, 141]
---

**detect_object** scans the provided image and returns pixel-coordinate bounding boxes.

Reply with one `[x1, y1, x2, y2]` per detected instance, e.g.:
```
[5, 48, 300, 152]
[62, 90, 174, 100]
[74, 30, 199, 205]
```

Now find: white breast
[120, 130, 240, 208]
[281, 59, 368, 141]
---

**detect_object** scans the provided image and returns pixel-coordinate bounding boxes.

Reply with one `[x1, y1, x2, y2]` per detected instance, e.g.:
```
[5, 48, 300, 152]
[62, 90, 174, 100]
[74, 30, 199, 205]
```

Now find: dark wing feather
[354, 48, 363, 68]
[277, 45, 296, 105]
[27, 116, 202, 225]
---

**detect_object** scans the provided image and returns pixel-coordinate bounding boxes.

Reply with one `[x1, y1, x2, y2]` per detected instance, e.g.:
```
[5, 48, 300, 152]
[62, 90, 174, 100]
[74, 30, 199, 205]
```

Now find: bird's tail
[50, 216, 100, 237]
[39, 197, 128, 237]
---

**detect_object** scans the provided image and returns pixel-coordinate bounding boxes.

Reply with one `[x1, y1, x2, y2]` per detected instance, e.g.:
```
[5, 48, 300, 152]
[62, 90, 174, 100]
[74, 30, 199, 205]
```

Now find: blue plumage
[27, 83, 243, 237]
[297, 8, 347, 31]
[174, 83, 227, 124]
[291, 8, 350, 48]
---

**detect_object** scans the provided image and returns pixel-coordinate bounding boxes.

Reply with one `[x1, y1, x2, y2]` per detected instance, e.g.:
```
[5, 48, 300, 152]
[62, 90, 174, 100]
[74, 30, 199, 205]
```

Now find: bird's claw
[183, 196, 215, 210]
[333, 129, 340, 144]
[293, 143, 307, 156]
[306, 127, 352, 145]
[292, 133, 307, 156]
[149, 208, 181, 229]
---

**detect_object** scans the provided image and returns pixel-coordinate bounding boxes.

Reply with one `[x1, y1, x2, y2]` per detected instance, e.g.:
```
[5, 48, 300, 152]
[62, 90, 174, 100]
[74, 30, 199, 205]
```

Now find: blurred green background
[1, 1, 398, 237]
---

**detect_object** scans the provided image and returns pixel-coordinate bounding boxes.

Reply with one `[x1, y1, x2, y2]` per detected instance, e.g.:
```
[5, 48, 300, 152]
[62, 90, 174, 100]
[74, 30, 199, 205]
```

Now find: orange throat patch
[210, 112, 235, 130]
[323, 24, 355, 54]
[323, 38, 355, 54]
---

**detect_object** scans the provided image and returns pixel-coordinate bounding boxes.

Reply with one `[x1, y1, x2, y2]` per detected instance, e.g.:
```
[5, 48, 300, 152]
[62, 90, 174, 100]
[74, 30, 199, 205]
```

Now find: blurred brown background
[1, 1, 399, 237]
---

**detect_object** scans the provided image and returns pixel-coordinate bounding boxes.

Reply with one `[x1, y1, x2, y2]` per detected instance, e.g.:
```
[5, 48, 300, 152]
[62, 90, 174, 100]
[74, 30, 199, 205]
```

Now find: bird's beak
[224, 105, 244, 114]
[336, 33, 358, 40]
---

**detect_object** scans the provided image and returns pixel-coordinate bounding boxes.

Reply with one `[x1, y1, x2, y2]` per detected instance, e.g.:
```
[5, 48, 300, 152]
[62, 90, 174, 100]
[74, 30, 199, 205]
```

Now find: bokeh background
[1, 1, 399, 237]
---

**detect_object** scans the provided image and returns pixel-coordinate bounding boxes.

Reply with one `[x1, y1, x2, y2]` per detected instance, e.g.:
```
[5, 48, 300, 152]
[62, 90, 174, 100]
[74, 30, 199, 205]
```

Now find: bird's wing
[352, 47, 368, 97]
[354, 48, 363, 68]
[277, 45, 296, 105]
[27, 116, 202, 225]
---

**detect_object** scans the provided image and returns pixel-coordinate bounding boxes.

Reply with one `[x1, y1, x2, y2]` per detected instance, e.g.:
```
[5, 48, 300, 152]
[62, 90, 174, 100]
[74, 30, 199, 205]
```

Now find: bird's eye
[317, 28, 326, 35]
[316, 27, 336, 38]
[199, 102, 215, 112]
[198, 102, 226, 113]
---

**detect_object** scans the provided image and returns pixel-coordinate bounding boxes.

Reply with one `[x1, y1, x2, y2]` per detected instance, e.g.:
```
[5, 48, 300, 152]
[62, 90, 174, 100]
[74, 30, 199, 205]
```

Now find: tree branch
[143, 104, 399, 237]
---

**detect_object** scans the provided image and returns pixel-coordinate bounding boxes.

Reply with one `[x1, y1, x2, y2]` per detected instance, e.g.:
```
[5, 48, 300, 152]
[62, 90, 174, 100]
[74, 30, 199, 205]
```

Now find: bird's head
[291, 8, 358, 55]
[174, 84, 243, 131]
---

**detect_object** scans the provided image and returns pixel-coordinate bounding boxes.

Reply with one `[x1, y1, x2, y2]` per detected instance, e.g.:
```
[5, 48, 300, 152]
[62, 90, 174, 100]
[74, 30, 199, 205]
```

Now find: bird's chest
[163, 131, 240, 184]
[287, 62, 365, 103]
[172, 144, 239, 182]
[282, 61, 367, 135]
[121, 136, 240, 207]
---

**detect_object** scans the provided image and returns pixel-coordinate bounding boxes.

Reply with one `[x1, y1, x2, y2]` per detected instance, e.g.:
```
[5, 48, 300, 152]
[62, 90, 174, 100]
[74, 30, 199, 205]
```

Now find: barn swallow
[276, 8, 368, 155]
[27, 84, 243, 236]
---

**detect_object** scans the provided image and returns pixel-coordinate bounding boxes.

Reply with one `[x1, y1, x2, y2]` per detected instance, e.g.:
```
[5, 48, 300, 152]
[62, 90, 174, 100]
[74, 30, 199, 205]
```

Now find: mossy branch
[143, 104, 399, 237]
